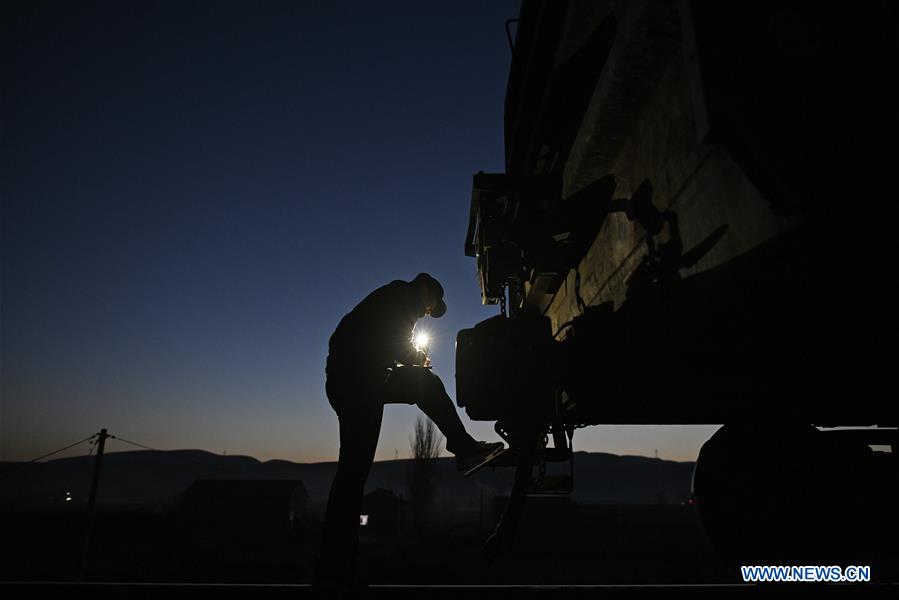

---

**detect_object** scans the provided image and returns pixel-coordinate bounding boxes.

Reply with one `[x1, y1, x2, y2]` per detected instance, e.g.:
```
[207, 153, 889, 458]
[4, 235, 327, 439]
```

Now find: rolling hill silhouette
[1, 450, 694, 512]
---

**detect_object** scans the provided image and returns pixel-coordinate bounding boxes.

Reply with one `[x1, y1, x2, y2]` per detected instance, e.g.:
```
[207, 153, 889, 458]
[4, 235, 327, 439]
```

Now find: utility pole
[81, 428, 108, 579]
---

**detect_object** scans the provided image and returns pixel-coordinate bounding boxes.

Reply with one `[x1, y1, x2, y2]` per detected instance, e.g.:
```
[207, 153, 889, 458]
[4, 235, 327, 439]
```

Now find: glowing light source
[413, 332, 430, 352]
[360, 515, 369, 526]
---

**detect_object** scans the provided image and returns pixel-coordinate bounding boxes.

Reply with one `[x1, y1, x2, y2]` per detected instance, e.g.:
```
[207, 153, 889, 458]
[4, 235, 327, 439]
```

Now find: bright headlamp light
[413, 332, 430, 353]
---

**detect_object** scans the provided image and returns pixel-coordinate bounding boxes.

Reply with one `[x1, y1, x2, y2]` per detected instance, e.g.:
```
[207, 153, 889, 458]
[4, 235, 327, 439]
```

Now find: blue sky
[1, 0, 719, 464]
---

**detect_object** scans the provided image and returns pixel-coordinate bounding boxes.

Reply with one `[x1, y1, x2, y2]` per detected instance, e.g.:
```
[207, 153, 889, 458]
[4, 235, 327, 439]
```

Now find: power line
[0, 434, 97, 479]
[3, 429, 230, 484]
[110, 434, 239, 475]
[109, 435, 158, 452]
[24, 434, 97, 463]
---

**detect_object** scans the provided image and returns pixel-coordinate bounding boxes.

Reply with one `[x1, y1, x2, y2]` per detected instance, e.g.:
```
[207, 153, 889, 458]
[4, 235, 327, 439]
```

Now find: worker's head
[412, 273, 446, 318]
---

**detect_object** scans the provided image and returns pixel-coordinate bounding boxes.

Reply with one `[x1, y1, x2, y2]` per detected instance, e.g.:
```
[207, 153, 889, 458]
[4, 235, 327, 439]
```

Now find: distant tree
[406, 416, 443, 510]
[410, 415, 442, 461]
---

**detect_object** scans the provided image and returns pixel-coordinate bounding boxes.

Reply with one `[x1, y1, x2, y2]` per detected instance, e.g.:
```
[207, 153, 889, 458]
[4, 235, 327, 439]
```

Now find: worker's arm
[330, 281, 421, 369]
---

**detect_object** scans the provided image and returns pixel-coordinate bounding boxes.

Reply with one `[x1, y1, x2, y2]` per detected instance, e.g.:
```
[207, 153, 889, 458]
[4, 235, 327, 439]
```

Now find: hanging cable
[109, 435, 158, 452]
[109, 432, 248, 494]
[0, 434, 97, 479]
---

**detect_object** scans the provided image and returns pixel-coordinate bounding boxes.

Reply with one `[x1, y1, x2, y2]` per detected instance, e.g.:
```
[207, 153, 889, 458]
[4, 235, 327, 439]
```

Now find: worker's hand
[423, 355, 431, 368]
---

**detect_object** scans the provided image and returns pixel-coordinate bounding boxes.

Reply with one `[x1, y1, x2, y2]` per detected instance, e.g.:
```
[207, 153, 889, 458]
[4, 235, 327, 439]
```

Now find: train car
[456, 0, 898, 563]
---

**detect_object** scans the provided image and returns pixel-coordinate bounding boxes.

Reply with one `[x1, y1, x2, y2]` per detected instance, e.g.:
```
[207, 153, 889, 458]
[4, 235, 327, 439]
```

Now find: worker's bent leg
[386, 367, 477, 456]
[319, 392, 383, 580]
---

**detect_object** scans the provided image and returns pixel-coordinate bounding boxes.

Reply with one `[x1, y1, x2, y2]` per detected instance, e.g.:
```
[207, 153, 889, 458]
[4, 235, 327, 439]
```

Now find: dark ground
[0, 503, 727, 584]
[2, 502, 896, 587]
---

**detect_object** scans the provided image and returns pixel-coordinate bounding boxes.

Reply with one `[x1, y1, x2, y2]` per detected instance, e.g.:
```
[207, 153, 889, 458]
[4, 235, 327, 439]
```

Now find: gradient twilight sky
[1, 1, 719, 465]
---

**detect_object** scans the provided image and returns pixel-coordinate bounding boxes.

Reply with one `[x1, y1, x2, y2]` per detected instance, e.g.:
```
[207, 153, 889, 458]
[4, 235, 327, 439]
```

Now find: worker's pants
[318, 366, 476, 578]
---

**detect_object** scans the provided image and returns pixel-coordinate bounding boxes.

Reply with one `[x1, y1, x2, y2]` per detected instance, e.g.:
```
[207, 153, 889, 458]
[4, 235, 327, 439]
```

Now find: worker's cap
[413, 273, 447, 318]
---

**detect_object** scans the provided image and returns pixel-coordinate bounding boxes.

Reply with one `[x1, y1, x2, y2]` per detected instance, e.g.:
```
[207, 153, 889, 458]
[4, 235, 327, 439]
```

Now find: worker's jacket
[326, 280, 423, 391]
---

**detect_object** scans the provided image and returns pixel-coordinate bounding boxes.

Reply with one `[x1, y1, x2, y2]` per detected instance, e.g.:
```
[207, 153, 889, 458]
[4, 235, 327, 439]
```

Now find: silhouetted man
[316, 273, 503, 589]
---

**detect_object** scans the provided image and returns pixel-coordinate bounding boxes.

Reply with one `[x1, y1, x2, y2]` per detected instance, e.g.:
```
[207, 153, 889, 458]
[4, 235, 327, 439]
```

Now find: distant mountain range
[0, 450, 695, 512]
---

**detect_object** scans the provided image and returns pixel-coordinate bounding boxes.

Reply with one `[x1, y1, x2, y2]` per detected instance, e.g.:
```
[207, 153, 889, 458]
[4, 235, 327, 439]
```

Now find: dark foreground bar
[3, 581, 899, 599]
